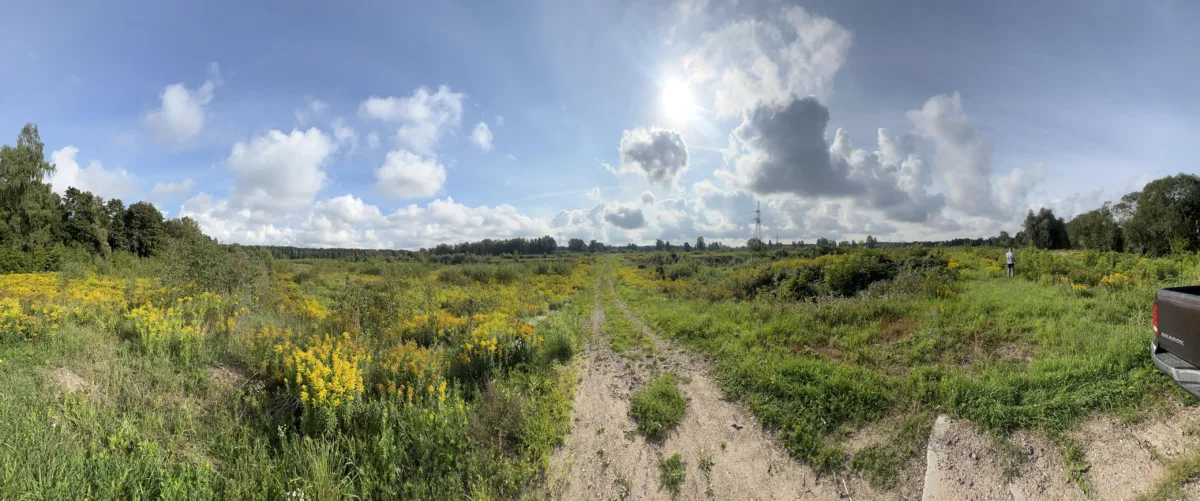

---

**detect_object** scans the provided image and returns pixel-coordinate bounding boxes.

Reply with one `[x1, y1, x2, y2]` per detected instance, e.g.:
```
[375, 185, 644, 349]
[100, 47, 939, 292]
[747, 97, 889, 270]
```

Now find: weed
[698, 453, 715, 484]
[659, 453, 686, 493]
[630, 373, 687, 440]
[1133, 448, 1200, 501]
[1053, 433, 1092, 495]
[614, 245, 1184, 482]
[850, 412, 932, 489]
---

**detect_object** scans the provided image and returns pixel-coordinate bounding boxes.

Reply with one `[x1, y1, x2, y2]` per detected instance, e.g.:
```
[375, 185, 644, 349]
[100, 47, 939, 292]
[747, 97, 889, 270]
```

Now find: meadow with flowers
[3, 239, 1198, 497]
[0, 254, 592, 499]
[610, 246, 1198, 488]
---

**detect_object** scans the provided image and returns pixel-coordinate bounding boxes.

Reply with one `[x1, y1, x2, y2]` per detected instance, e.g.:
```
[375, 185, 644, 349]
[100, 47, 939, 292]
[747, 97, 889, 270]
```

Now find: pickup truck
[1151, 286, 1200, 398]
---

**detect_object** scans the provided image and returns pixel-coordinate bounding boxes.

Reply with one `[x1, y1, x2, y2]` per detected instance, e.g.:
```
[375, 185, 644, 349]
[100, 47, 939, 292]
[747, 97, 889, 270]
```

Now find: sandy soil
[550, 278, 890, 500]
[551, 276, 1200, 500]
[921, 401, 1200, 501]
[49, 367, 88, 395]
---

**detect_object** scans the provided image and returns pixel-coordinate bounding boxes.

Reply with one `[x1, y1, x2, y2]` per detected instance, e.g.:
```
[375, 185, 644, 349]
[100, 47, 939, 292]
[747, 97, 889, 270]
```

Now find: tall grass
[614, 247, 1194, 478]
[0, 257, 593, 499]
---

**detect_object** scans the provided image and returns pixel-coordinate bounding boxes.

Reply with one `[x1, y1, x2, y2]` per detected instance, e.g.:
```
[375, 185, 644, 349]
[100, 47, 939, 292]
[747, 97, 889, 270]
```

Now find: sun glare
[661, 78, 696, 121]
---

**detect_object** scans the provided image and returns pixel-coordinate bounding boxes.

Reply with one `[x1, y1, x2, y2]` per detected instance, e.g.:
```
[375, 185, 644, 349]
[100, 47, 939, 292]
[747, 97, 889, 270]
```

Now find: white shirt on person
[1006, 251, 1014, 265]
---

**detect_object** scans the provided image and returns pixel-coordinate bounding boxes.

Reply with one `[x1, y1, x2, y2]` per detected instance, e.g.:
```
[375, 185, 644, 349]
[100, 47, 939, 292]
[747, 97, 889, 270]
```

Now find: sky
[2, 0, 1196, 249]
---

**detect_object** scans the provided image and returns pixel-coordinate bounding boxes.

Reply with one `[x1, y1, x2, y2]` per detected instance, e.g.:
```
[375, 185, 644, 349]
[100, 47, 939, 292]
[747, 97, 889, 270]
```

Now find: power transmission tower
[752, 201, 763, 241]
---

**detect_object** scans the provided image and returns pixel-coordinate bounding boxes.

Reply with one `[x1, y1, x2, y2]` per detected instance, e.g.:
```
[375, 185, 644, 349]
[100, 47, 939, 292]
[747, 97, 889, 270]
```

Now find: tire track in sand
[550, 272, 885, 500]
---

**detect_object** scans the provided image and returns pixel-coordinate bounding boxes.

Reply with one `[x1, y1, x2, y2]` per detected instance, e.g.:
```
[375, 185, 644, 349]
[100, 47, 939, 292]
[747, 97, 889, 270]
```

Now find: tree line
[0, 124, 212, 272]
[994, 173, 1200, 255]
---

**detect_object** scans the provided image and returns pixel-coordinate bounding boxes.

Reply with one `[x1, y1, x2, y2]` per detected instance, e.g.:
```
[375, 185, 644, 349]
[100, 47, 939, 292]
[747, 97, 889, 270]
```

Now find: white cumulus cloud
[145, 63, 221, 148]
[470, 122, 493, 151]
[150, 178, 196, 200]
[359, 85, 464, 155]
[683, 6, 852, 117]
[47, 146, 137, 200]
[374, 150, 446, 200]
[226, 128, 337, 216]
[906, 92, 1000, 217]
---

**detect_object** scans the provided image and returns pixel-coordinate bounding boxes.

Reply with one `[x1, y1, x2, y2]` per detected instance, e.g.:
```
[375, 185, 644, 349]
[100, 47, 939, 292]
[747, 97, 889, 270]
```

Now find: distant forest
[5, 123, 1200, 269]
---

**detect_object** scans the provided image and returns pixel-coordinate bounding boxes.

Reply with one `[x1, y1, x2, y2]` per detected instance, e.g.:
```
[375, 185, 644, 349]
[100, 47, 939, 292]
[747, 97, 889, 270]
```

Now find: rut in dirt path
[549, 275, 882, 500]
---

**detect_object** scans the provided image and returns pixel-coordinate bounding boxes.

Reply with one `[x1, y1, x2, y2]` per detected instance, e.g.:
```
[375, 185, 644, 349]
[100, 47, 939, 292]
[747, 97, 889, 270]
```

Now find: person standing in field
[1006, 248, 1015, 278]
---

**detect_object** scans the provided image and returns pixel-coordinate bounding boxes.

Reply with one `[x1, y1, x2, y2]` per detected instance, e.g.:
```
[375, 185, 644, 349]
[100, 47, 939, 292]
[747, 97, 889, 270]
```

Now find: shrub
[824, 253, 898, 297]
[664, 261, 699, 280]
[630, 373, 686, 440]
[292, 268, 318, 285]
[537, 314, 580, 364]
[659, 453, 686, 493]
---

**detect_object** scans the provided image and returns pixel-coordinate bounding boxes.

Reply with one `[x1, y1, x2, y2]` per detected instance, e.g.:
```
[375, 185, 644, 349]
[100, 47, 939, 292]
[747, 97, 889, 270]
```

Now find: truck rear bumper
[1151, 341, 1200, 399]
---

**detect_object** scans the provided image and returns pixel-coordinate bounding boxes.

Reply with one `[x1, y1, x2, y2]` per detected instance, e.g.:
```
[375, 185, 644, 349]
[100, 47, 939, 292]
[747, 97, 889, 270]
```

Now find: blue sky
[3, 0, 1196, 248]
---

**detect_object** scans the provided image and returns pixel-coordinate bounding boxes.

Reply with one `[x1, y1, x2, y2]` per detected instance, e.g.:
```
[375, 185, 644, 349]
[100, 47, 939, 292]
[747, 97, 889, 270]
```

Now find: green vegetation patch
[614, 245, 1191, 481]
[1134, 448, 1200, 501]
[850, 412, 933, 489]
[658, 453, 686, 494]
[630, 373, 687, 440]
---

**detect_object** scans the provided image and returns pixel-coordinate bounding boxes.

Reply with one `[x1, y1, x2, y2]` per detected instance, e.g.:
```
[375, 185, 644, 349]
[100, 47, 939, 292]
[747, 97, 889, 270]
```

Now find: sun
[661, 78, 696, 121]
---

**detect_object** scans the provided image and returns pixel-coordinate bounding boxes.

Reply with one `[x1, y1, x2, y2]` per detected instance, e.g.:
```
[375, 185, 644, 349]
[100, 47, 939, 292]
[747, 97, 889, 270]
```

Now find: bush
[629, 373, 686, 440]
[537, 314, 581, 364]
[163, 240, 271, 296]
[659, 453, 686, 493]
[292, 268, 318, 285]
[664, 261, 699, 280]
[824, 253, 898, 297]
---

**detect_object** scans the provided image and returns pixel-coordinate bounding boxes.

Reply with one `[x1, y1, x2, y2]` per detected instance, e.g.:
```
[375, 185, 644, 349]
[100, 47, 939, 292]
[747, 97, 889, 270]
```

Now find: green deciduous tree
[62, 187, 111, 255]
[1023, 208, 1070, 249]
[105, 199, 128, 252]
[0, 124, 62, 250]
[1121, 174, 1200, 255]
[125, 202, 164, 257]
[1066, 202, 1123, 252]
[695, 236, 706, 251]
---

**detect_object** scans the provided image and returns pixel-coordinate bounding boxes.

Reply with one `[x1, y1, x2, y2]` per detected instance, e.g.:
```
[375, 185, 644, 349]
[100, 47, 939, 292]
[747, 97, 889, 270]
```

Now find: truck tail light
[1153, 303, 1159, 335]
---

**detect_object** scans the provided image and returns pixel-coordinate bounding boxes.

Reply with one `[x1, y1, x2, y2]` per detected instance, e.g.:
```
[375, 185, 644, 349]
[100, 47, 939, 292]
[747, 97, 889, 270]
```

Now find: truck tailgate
[1157, 286, 1200, 367]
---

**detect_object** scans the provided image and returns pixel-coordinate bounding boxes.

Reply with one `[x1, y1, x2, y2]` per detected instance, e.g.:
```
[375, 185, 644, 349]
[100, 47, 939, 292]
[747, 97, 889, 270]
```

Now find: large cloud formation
[728, 96, 945, 223]
[731, 96, 859, 197]
[226, 128, 337, 217]
[617, 127, 690, 187]
[906, 92, 998, 217]
[684, 6, 852, 117]
[373, 150, 446, 200]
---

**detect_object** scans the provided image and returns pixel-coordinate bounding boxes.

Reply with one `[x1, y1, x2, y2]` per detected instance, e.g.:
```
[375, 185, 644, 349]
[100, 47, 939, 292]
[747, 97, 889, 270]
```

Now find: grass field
[613, 246, 1199, 483]
[0, 257, 592, 499]
[2, 244, 1199, 497]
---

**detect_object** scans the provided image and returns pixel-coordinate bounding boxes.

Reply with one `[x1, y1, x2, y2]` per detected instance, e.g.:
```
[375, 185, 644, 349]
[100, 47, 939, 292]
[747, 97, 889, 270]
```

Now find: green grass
[659, 453, 686, 494]
[601, 289, 655, 358]
[613, 247, 1191, 482]
[850, 412, 933, 489]
[629, 373, 687, 441]
[0, 259, 595, 499]
[1134, 449, 1200, 501]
